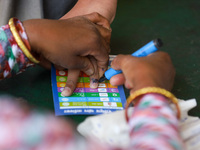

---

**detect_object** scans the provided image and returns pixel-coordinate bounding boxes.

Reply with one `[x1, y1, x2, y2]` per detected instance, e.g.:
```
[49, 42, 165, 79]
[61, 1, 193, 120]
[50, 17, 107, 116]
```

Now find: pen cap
[132, 38, 163, 57]
[154, 38, 163, 49]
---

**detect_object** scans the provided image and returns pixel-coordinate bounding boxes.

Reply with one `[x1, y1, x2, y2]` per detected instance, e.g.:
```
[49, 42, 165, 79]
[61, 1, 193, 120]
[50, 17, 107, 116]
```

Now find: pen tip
[99, 75, 107, 82]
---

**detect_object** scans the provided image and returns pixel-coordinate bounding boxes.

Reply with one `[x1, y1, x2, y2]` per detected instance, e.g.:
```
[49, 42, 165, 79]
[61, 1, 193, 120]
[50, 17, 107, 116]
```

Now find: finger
[147, 51, 166, 57]
[124, 80, 132, 89]
[111, 55, 137, 89]
[111, 54, 133, 70]
[110, 71, 133, 89]
[94, 31, 110, 77]
[110, 74, 125, 86]
[84, 12, 111, 30]
[97, 53, 109, 79]
[67, 56, 95, 76]
[88, 56, 99, 89]
[61, 69, 80, 96]
[93, 38, 110, 78]
[67, 54, 108, 79]
[95, 25, 111, 52]
[85, 45, 109, 78]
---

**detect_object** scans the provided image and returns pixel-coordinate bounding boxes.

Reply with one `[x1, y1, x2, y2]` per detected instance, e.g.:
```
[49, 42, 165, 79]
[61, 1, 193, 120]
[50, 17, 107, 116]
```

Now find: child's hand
[110, 52, 175, 94]
[23, 12, 111, 77]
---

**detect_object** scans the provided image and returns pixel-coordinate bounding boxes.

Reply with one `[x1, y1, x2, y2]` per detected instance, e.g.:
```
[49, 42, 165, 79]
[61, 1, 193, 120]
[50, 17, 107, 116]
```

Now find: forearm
[129, 94, 185, 149]
[61, 0, 117, 23]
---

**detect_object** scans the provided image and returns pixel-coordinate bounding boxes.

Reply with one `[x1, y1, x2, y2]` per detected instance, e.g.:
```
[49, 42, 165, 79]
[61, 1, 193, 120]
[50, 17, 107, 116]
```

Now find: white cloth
[77, 99, 199, 150]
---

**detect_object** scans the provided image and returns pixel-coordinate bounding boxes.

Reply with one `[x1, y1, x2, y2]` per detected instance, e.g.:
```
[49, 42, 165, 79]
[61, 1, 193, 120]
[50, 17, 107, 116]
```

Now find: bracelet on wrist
[8, 18, 40, 64]
[125, 87, 180, 122]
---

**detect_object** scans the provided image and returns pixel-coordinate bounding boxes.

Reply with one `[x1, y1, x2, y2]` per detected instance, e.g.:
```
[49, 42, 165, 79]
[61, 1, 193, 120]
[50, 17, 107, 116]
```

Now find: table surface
[0, 0, 200, 123]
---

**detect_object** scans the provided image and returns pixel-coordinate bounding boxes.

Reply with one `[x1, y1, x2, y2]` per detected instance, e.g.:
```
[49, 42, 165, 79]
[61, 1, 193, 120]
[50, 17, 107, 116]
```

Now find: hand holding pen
[99, 39, 163, 82]
[106, 40, 175, 94]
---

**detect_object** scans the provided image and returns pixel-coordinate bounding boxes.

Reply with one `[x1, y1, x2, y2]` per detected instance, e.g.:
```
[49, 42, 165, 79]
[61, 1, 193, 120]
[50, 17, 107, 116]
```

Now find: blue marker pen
[99, 39, 163, 82]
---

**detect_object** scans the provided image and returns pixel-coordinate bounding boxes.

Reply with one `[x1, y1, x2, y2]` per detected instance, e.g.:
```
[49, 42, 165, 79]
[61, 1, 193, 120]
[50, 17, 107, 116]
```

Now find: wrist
[132, 78, 173, 94]
[63, 0, 117, 23]
[125, 87, 180, 122]
[0, 19, 36, 79]
[22, 20, 40, 54]
[9, 18, 40, 63]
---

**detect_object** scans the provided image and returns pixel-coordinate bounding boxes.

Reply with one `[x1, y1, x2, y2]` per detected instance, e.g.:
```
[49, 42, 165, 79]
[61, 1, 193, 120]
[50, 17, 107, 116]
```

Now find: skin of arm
[60, 0, 118, 23]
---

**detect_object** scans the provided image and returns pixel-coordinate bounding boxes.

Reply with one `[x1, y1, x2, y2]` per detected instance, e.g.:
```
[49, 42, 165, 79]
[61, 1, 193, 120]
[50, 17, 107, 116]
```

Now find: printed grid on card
[51, 55, 126, 115]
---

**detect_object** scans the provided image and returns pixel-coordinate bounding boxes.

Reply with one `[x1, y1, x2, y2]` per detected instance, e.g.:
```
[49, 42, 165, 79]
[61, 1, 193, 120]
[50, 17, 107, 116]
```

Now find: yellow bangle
[8, 18, 40, 64]
[125, 87, 180, 122]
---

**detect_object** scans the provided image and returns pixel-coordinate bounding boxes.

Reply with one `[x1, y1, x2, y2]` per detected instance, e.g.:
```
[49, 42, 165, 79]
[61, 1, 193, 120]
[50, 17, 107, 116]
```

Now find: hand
[58, 13, 111, 96]
[59, 0, 117, 96]
[23, 13, 111, 77]
[110, 52, 175, 94]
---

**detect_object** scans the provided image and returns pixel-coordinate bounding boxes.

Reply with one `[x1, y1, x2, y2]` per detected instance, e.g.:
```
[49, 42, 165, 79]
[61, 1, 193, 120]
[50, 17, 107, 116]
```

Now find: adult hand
[59, 0, 117, 96]
[23, 12, 111, 77]
[110, 52, 175, 94]
[58, 13, 111, 96]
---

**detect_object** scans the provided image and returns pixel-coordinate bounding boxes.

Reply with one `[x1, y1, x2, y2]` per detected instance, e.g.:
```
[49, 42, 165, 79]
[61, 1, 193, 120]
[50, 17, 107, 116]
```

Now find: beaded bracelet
[8, 18, 40, 64]
[125, 87, 181, 122]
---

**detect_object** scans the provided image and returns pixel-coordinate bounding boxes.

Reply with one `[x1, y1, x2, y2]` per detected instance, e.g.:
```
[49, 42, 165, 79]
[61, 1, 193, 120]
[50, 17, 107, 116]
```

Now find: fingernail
[61, 87, 72, 96]
[85, 69, 94, 76]
[90, 78, 98, 89]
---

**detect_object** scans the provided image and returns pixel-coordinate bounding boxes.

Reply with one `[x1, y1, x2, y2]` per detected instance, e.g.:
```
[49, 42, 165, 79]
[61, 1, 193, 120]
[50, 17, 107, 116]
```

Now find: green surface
[111, 0, 200, 117]
[0, 0, 200, 123]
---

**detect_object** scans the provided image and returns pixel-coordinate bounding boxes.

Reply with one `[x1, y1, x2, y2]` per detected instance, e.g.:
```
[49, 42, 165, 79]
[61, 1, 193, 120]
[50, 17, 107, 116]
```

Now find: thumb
[73, 56, 95, 76]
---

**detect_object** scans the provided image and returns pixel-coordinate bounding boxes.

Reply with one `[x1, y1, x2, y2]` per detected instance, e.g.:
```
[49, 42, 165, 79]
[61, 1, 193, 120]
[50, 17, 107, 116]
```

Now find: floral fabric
[0, 23, 33, 80]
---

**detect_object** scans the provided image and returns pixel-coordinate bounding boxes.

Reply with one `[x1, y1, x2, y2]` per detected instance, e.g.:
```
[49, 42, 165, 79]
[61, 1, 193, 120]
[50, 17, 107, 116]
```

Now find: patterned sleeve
[128, 93, 185, 150]
[0, 94, 186, 149]
[0, 23, 34, 80]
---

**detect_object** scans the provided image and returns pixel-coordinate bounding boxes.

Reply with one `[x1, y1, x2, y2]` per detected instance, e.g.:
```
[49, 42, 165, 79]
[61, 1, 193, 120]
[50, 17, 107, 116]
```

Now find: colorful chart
[51, 55, 126, 115]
